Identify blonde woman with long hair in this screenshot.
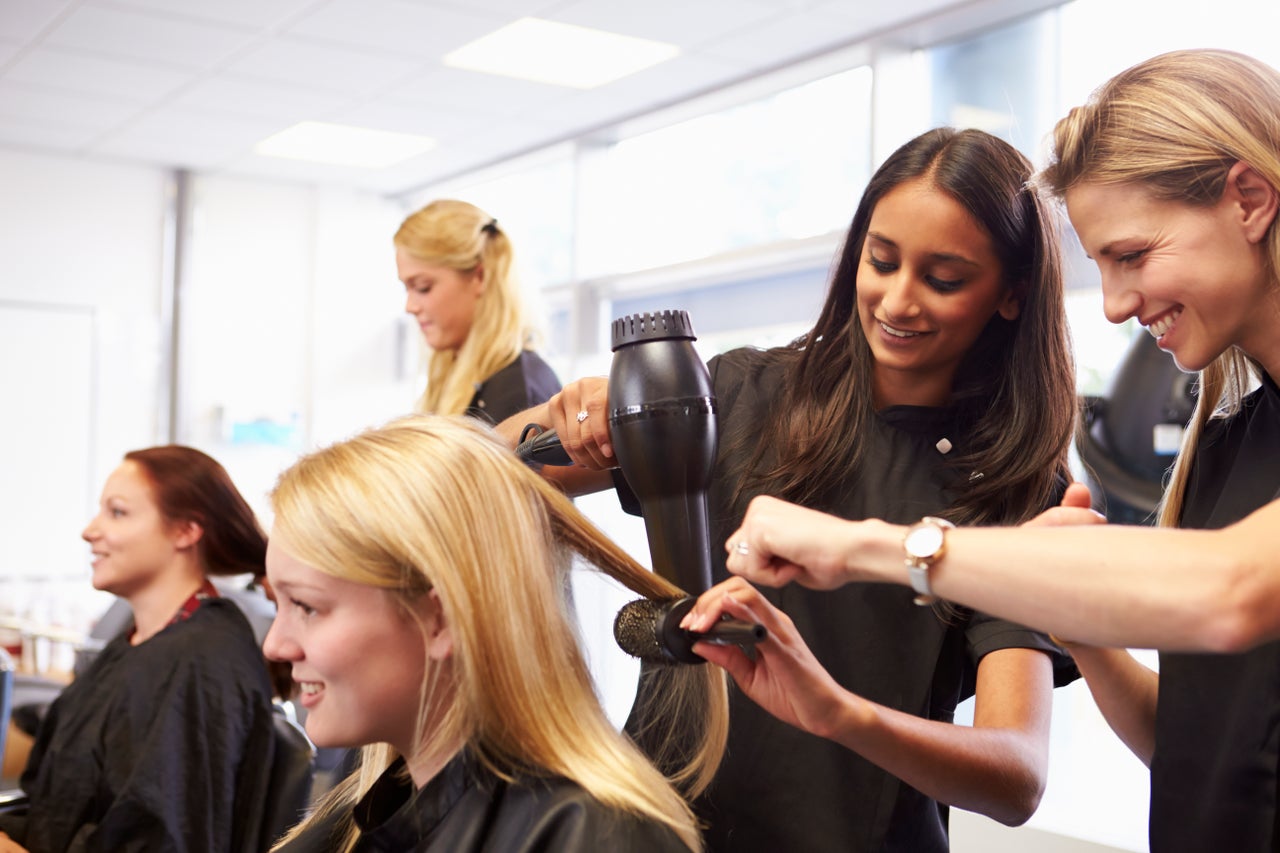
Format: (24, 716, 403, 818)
(395, 199, 560, 422)
(710, 48, 1280, 852)
(264, 416, 727, 852)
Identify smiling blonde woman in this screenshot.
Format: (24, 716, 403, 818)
(264, 415, 727, 853)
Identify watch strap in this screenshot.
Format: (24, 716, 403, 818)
(907, 560, 935, 604)
(904, 516, 955, 606)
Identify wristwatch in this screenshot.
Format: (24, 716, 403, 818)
(903, 516, 955, 606)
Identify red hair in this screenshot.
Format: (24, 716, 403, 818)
(124, 446, 266, 577)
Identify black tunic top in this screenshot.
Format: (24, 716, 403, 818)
(1150, 371, 1280, 852)
(630, 348, 1074, 853)
(274, 752, 689, 853)
(0, 598, 276, 853)
(465, 350, 561, 426)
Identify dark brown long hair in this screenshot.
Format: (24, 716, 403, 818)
(737, 128, 1075, 525)
(125, 446, 267, 576)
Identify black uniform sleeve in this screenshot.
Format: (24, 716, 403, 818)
(966, 611, 1079, 688)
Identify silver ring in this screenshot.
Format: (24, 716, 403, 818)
(576, 410, 589, 424)
(734, 540, 750, 556)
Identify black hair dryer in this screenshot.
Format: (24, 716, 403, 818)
(516, 310, 718, 594)
(608, 310, 718, 594)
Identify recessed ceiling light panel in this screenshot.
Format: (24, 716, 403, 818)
(444, 18, 679, 89)
(254, 122, 436, 168)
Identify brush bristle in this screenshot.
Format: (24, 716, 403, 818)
(613, 598, 665, 661)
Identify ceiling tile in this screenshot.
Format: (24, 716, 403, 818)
(168, 75, 354, 122)
(43, 5, 257, 69)
(225, 37, 425, 96)
(0, 120, 101, 153)
(401, 116, 567, 185)
(5, 48, 195, 102)
(812, 0, 963, 32)
(93, 107, 289, 168)
(550, 0, 781, 49)
(0, 0, 73, 42)
(104, 0, 327, 30)
(0, 80, 145, 130)
(0, 39, 23, 65)
(99, 106, 287, 148)
(380, 65, 566, 117)
(355, 157, 461, 194)
(696, 8, 873, 67)
(330, 97, 490, 139)
(216, 150, 408, 191)
(286, 0, 500, 57)
(396, 0, 560, 16)
(92, 135, 242, 170)
(528, 53, 746, 129)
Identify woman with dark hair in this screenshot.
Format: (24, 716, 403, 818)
(501, 127, 1079, 851)
(716, 49, 1280, 851)
(0, 446, 276, 853)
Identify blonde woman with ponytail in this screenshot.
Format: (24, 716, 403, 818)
(395, 199, 560, 422)
(701, 48, 1280, 852)
(263, 416, 726, 852)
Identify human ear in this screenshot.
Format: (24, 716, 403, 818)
(1226, 161, 1279, 244)
(171, 520, 203, 551)
(421, 589, 454, 661)
(996, 287, 1021, 322)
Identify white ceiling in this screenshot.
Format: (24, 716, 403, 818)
(0, 0, 998, 197)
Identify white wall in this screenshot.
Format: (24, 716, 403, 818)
(0, 148, 412, 631)
(177, 175, 411, 526)
(0, 147, 168, 630)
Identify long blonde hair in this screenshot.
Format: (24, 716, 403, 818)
(395, 199, 529, 415)
(269, 416, 727, 852)
(1038, 48, 1280, 527)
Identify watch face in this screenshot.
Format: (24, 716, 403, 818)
(906, 525, 944, 558)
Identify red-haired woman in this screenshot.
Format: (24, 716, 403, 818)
(0, 446, 276, 853)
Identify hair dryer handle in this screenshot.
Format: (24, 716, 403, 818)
(515, 424, 573, 466)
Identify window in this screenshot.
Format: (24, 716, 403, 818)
(578, 68, 873, 278)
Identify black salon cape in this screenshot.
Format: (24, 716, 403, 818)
(465, 350, 561, 426)
(0, 598, 276, 853)
(624, 348, 1076, 853)
(1149, 370, 1280, 852)
(274, 752, 689, 852)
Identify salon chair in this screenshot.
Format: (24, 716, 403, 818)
(0, 788, 23, 815)
(0, 702, 317, 844)
(1076, 332, 1197, 524)
(261, 703, 316, 848)
(0, 650, 25, 814)
(0, 649, 12, 775)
